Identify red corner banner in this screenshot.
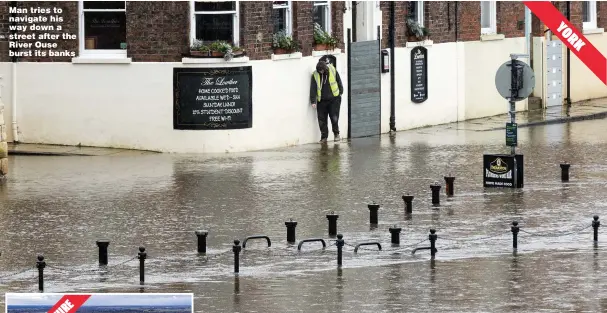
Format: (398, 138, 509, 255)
(524, 1, 607, 85)
(47, 295, 92, 313)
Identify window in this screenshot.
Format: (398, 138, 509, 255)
(273, 1, 292, 34)
(79, 1, 127, 57)
(480, 1, 497, 34)
(583, 1, 597, 30)
(190, 1, 240, 46)
(313, 1, 331, 33)
(408, 1, 424, 26)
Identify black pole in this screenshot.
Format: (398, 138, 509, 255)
(444, 176, 455, 197)
(454, 2, 459, 42)
(593, 215, 600, 242)
(347, 28, 352, 139)
(560, 162, 570, 182)
(233, 240, 241, 273)
(195, 230, 208, 254)
(430, 183, 441, 206)
(511, 221, 519, 249)
(285, 219, 297, 243)
(138, 247, 146, 285)
(96, 240, 110, 266)
(402, 195, 414, 214)
(566, 1, 571, 106)
(36, 255, 45, 292)
(389, 226, 401, 245)
(389, 0, 396, 131)
(368, 203, 379, 225)
(429, 229, 437, 257)
(327, 211, 339, 237)
(336, 234, 344, 267)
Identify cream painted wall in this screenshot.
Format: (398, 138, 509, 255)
(569, 32, 607, 102)
(0, 54, 347, 153)
(0, 63, 14, 142)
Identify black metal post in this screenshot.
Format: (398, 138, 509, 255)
(36, 255, 45, 292)
(347, 28, 352, 138)
(592, 215, 600, 242)
(511, 221, 519, 249)
(429, 229, 437, 257)
(195, 230, 208, 254)
(389, 0, 396, 131)
(560, 162, 570, 182)
(96, 240, 110, 266)
(368, 203, 380, 225)
(444, 176, 455, 197)
(336, 234, 344, 267)
(389, 226, 401, 245)
(402, 195, 414, 214)
(138, 247, 146, 285)
(326, 211, 339, 237)
(566, 1, 571, 106)
(430, 183, 441, 206)
(285, 219, 297, 243)
(233, 239, 241, 273)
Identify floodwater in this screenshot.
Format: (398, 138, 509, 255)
(1, 118, 607, 313)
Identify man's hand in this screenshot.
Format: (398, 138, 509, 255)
(311, 103, 317, 109)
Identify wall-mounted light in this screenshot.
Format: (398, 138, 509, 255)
(381, 49, 389, 73)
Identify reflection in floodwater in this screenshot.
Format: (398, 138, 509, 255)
(1, 119, 607, 312)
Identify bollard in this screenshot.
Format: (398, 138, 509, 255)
(430, 183, 441, 206)
(326, 211, 339, 237)
(511, 221, 519, 249)
(138, 247, 146, 285)
(233, 239, 242, 273)
(560, 162, 570, 182)
(402, 195, 414, 214)
(389, 226, 401, 245)
(36, 255, 45, 292)
(592, 215, 600, 242)
(96, 240, 110, 266)
(195, 230, 208, 254)
(429, 229, 437, 257)
(368, 203, 380, 225)
(444, 176, 455, 197)
(336, 234, 344, 267)
(285, 219, 297, 243)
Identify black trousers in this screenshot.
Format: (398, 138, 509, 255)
(317, 96, 341, 139)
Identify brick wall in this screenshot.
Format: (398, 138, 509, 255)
(126, 1, 188, 62)
(457, 1, 481, 42)
(532, 1, 583, 36)
(426, 1, 456, 44)
(240, 1, 273, 60)
(293, 1, 313, 57)
(0, 1, 77, 62)
(497, 2, 525, 38)
(380, 1, 406, 49)
(598, 1, 607, 29)
(331, 1, 345, 50)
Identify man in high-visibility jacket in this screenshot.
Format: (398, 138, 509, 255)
(310, 59, 343, 143)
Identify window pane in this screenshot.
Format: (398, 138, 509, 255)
(583, 1, 590, 22)
(194, 1, 235, 11)
(83, 1, 125, 10)
(313, 5, 327, 31)
(84, 12, 126, 49)
(273, 1, 288, 7)
(273, 8, 287, 33)
(408, 1, 418, 21)
(481, 1, 491, 28)
(195, 14, 234, 43)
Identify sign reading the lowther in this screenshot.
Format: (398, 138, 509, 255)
(173, 67, 253, 130)
(410, 46, 428, 103)
(483, 154, 524, 188)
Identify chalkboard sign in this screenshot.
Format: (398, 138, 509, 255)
(410, 46, 428, 103)
(173, 67, 253, 130)
(483, 154, 524, 188)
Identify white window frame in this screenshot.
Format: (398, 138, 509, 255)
(78, 1, 127, 58)
(480, 1, 497, 35)
(273, 1, 293, 35)
(583, 1, 597, 30)
(410, 1, 424, 26)
(190, 1, 240, 46)
(313, 1, 332, 34)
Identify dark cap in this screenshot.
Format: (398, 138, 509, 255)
(316, 60, 328, 73)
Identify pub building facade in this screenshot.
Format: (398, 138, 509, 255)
(0, 1, 606, 153)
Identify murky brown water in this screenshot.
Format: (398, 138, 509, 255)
(1, 119, 607, 312)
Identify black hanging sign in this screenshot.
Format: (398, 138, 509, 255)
(410, 46, 428, 103)
(173, 66, 253, 130)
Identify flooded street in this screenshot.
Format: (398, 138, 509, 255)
(1, 118, 607, 312)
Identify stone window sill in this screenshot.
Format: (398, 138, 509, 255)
(405, 40, 434, 48)
(312, 48, 342, 57)
(480, 33, 506, 42)
(583, 28, 604, 35)
(72, 57, 132, 64)
(181, 56, 250, 64)
(272, 52, 303, 61)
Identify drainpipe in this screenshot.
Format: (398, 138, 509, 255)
(525, 6, 531, 66)
(10, 1, 18, 142)
(566, 1, 571, 106)
(455, 2, 458, 41)
(389, 1, 395, 131)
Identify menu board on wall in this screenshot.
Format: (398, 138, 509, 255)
(410, 46, 428, 103)
(173, 67, 253, 130)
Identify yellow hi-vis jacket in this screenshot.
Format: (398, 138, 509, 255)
(313, 64, 340, 102)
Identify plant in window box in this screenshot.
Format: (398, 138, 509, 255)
(406, 18, 425, 42)
(422, 27, 430, 40)
(272, 31, 299, 55)
(209, 41, 232, 57)
(190, 39, 210, 57)
(313, 23, 330, 51)
(325, 35, 338, 51)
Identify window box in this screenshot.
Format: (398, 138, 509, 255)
(187, 50, 246, 58)
(313, 23, 338, 52)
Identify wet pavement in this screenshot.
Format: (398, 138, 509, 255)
(1, 115, 607, 312)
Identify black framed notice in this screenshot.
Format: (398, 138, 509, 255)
(483, 154, 524, 188)
(410, 46, 428, 103)
(173, 66, 253, 130)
